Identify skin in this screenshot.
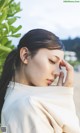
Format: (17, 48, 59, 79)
(14, 47, 74, 87)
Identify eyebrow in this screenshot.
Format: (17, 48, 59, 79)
(55, 56, 60, 60)
(49, 56, 60, 64)
(51, 56, 60, 61)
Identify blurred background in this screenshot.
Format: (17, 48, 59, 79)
(14, 0, 80, 69)
(0, 0, 80, 123)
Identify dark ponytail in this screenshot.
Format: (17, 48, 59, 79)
(0, 49, 18, 122)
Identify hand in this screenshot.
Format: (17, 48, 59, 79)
(57, 60, 74, 87)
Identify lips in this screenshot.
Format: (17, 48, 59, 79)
(47, 79, 54, 85)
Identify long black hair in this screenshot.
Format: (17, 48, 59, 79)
(0, 28, 64, 121)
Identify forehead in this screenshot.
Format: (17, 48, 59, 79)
(39, 49, 64, 60)
(49, 49, 64, 60)
(36, 48, 64, 60)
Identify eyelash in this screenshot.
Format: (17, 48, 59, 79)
(49, 59, 56, 64)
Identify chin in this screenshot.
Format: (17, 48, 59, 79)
(40, 83, 49, 87)
(30, 81, 48, 87)
(35, 83, 47, 87)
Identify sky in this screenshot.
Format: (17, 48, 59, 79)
(14, 0, 80, 42)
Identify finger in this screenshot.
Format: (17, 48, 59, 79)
(60, 60, 73, 71)
(60, 60, 74, 86)
(57, 72, 64, 86)
(63, 71, 74, 87)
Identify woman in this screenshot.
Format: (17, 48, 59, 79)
(0, 29, 80, 133)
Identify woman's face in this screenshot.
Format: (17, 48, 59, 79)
(23, 48, 64, 86)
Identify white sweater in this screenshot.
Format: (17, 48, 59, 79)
(1, 81, 80, 133)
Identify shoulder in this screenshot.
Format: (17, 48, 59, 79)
(3, 96, 33, 121)
(11, 96, 33, 114)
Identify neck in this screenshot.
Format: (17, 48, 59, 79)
(12, 69, 29, 85)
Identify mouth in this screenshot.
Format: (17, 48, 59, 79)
(47, 79, 54, 85)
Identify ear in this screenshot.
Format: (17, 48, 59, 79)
(20, 47, 30, 64)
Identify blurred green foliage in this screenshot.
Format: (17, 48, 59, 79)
(0, 0, 22, 74)
(68, 60, 80, 67)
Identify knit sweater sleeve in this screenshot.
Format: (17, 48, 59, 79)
(1, 86, 80, 133)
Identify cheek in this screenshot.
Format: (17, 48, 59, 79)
(36, 59, 50, 71)
(31, 58, 51, 77)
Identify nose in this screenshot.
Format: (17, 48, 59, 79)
(52, 65, 60, 77)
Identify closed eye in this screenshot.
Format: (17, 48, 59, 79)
(49, 59, 56, 64)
